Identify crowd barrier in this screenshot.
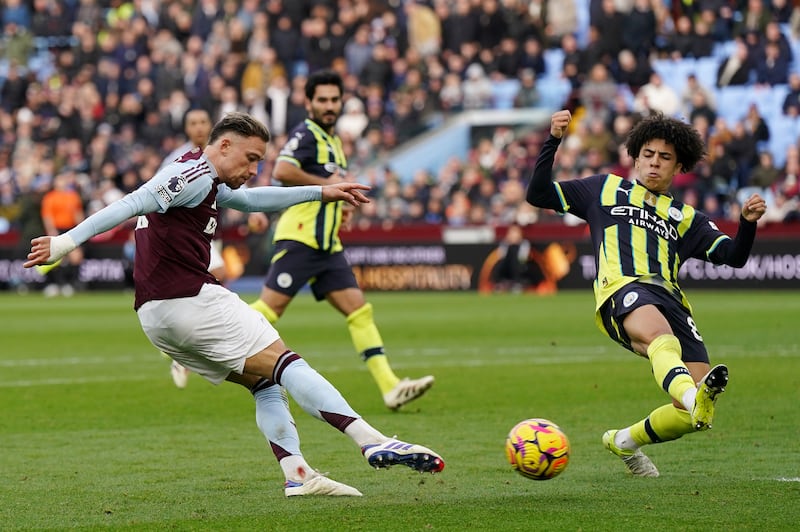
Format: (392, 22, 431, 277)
(2, 222, 799, 292)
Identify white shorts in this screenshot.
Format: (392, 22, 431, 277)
(137, 283, 280, 384)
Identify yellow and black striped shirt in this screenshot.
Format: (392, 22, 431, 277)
(553, 173, 730, 314)
(273, 119, 348, 252)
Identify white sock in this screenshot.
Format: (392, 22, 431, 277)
(343, 418, 389, 448)
(682, 386, 697, 412)
(280, 455, 314, 483)
(614, 428, 638, 450)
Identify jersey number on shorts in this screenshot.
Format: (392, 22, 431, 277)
(686, 317, 703, 341)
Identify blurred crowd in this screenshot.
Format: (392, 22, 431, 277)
(2, 0, 800, 250)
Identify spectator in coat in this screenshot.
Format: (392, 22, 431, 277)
(756, 41, 790, 86)
(716, 38, 753, 87)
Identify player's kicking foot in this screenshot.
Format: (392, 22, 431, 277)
(362, 439, 445, 473)
(170, 359, 190, 389)
(691, 364, 728, 431)
(383, 375, 435, 410)
(602, 430, 659, 478)
(284, 472, 362, 497)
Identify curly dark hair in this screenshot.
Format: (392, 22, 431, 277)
(625, 112, 706, 173)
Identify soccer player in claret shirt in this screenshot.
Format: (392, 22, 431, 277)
(25, 112, 444, 496)
(249, 69, 434, 410)
(526, 109, 767, 477)
(157, 107, 221, 388)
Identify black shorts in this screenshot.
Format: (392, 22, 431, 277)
(264, 240, 359, 301)
(599, 282, 709, 363)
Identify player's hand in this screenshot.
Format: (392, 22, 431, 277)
(741, 193, 767, 222)
(551, 110, 571, 139)
(24, 233, 78, 268)
(24, 236, 52, 268)
(321, 182, 371, 207)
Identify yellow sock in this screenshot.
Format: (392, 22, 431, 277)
(347, 303, 399, 394)
(647, 334, 696, 407)
(250, 299, 279, 323)
(630, 403, 693, 445)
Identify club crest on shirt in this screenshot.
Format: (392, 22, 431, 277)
(623, 291, 639, 308)
(281, 135, 301, 156)
(668, 206, 683, 221)
(277, 272, 293, 289)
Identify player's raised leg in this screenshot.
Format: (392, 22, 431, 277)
(245, 347, 445, 474)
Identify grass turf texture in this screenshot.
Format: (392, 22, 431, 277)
(1, 290, 798, 531)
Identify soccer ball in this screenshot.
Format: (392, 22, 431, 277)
(505, 418, 570, 480)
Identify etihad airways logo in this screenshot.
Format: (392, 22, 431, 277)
(609, 205, 679, 240)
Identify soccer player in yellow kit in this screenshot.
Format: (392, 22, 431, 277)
(250, 69, 434, 410)
(527, 109, 766, 476)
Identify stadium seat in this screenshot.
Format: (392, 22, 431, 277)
(716, 86, 752, 123)
(536, 77, 572, 110)
(755, 84, 789, 124)
(491, 79, 521, 110)
(767, 115, 800, 167)
(651, 59, 676, 84)
(543, 48, 565, 81)
(670, 59, 696, 94)
(694, 57, 720, 90)
(712, 40, 737, 61)
(652, 58, 694, 95)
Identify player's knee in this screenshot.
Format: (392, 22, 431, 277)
(346, 302, 373, 325)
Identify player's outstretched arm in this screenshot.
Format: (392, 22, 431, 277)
(320, 182, 371, 207)
(24, 186, 160, 268)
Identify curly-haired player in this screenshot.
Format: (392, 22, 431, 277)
(526, 110, 766, 476)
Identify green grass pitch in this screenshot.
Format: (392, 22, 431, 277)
(1, 290, 798, 530)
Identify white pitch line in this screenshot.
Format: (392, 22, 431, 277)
(0, 351, 623, 388)
(0, 344, 797, 388)
(0, 375, 153, 387)
(0, 355, 151, 367)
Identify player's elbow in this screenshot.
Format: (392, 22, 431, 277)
(710, 251, 748, 268)
(525, 185, 549, 207)
(272, 161, 296, 184)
